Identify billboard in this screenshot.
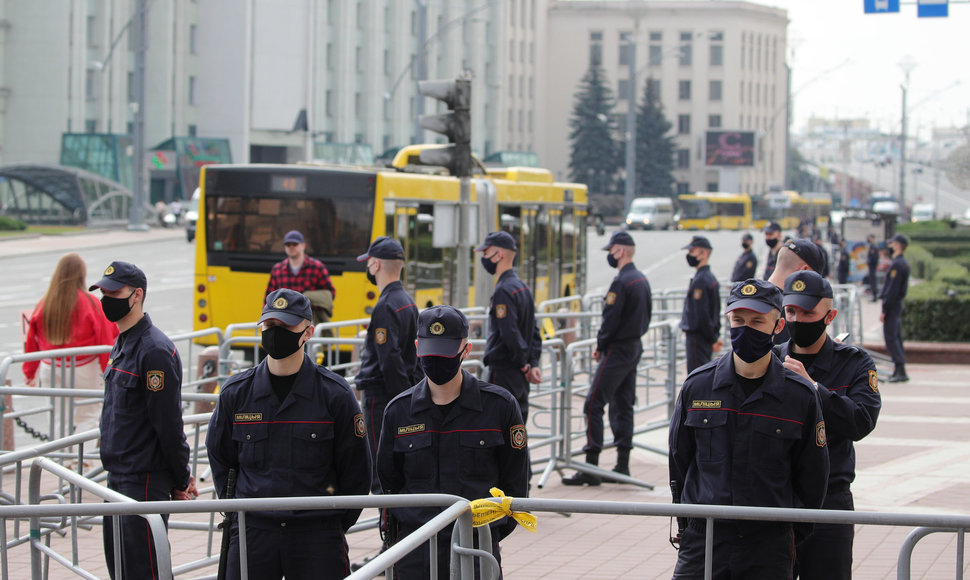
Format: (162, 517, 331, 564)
(705, 131, 756, 167)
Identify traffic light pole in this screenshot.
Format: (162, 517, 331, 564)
(129, 0, 149, 231)
(456, 176, 472, 308)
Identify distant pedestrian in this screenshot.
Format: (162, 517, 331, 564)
(475, 230, 543, 422)
(563, 231, 651, 486)
(90, 261, 198, 579)
(836, 237, 851, 285)
(866, 234, 880, 301)
(762, 221, 783, 280)
(730, 233, 758, 282)
(880, 233, 911, 382)
(679, 236, 722, 373)
(265, 230, 336, 325)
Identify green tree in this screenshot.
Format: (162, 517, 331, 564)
(635, 77, 675, 197)
(568, 65, 621, 197)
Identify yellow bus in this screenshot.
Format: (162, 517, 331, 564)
(803, 192, 833, 231)
(751, 190, 811, 231)
(192, 152, 588, 346)
(676, 192, 752, 231)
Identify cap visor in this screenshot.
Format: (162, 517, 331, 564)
(782, 294, 821, 311)
(89, 278, 125, 292)
(258, 312, 306, 327)
(601, 242, 613, 251)
(355, 252, 370, 262)
(725, 299, 777, 314)
(473, 242, 489, 252)
(416, 338, 463, 357)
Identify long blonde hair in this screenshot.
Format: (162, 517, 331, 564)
(39, 253, 88, 345)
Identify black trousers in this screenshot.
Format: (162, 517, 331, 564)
(583, 340, 642, 454)
(673, 521, 795, 580)
(487, 364, 530, 423)
(103, 471, 173, 580)
(796, 489, 854, 580)
(868, 266, 879, 297)
(361, 390, 391, 493)
(883, 306, 906, 366)
(684, 333, 713, 374)
(225, 519, 349, 580)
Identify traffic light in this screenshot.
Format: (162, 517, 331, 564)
(418, 77, 472, 177)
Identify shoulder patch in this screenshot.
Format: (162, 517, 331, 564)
(605, 292, 616, 305)
(375, 328, 387, 345)
(890, 269, 897, 278)
(146, 370, 164, 392)
(496, 304, 507, 319)
(693, 288, 703, 300)
(868, 369, 879, 393)
(510, 424, 527, 449)
(816, 421, 826, 447)
(354, 413, 366, 438)
(746, 260, 753, 268)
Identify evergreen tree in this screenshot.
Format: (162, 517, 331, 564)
(568, 65, 622, 196)
(635, 77, 675, 197)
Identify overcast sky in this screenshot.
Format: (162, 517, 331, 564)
(760, 0, 969, 136)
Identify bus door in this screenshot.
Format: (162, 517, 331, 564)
(546, 208, 562, 301)
(520, 206, 540, 294)
(388, 202, 419, 297)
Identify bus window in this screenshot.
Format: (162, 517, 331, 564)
(680, 199, 711, 219)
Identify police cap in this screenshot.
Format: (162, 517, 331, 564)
(890, 233, 910, 247)
(259, 288, 313, 327)
(682, 235, 712, 250)
(474, 231, 517, 252)
(726, 279, 783, 314)
(89, 261, 148, 292)
(764, 221, 782, 233)
(601, 230, 635, 250)
(783, 270, 833, 311)
(784, 239, 826, 274)
(417, 305, 469, 357)
(356, 236, 405, 261)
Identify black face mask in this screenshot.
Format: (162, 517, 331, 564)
(101, 290, 136, 323)
(686, 254, 700, 267)
(261, 325, 306, 359)
(366, 268, 378, 286)
(607, 253, 619, 269)
(766, 238, 779, 249)
(730, 323, 777, 363)
(742, 243, 751, 250)
(420, 349, 465, 385)
(787, 313, 830, 348)
(480, 255, 498, 275)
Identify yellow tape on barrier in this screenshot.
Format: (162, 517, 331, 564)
(469, 488, 538, 533)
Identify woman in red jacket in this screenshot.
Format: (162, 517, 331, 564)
(24, 253, 119, 434)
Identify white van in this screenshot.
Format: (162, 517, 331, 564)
(625, 196, 675, 230)
(911, 204, 935, 222)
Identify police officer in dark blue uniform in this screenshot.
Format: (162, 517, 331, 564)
(680, 236, 722, 373)
(866, 234, 880, 301)
(763, 220, 783, 279)
(475, 231, 543, 422)
(731, 233, 758, 282)
(563, 231, 651, 486)
(881, 233, 911, 382)
(355, 236, 421, 492)
(669, 279, 829, 580)
(377, 306, 529, 579)
(836, 237, 851, 284)
(778, 270, 881, 580)
(206, 289, 372, 580)
(90, 261, 197, 580)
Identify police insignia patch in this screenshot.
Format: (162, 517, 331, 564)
(890, 270, 897, 278)
(273, 296, 288, 309)
(510, 424, 527, 449)
(741, 284, 757, 296)
(104, 265, 115, 275)
(816, 421, 826, 447)
(496, 304, 507, 319)
(354, 413, 366, 438)
(147, 370, 164, 391)
(746, 260, 753, 268)
(375, 328, 387, 344)
(868, 369, 879, 393)
(693, 288, 703, 300)
(430, 322, 445, 335)
(793, 280, 806, 292)
(605, 292, 616, 305)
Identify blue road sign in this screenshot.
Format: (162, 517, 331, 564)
(864, 0, 900, 13)
(918, 0, 948, 17)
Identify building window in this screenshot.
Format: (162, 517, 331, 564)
(188, 124, 197, 136)
(707, 182, 719, 192)
(520, 40, 525, 63)
(327, 43, 334, 71)
(649, 31, 662, 66)
(384, 50, 390, 75)
(678, 80, 691, 100)
(677, 148, 690, 168)
(85, 119, 97, 133)
(677, 115, 690, 135)
(190, 24, 197, 54)
(85, 70, 96, 99)
(589, 31, 603, 67)
(509, 75, 514, 98)
(647, 78, 661, 97)
(357, 1, 363, 27)
(355, 92, 362, 118)
(128, 73, 135, 102)
(709, 31, 723, 67)
(510, 39, 515, 61)
(708, 114, 721, 128)
(709, 80, 722, 101)
(508, 110, 514, 131)
(619, 32, 632, 66)
(188, 76, 196, 105)
(618, 79, 631, 100)
(677, 182, 690, 194)
(529, 78, 534, 99)
(87, 16, 97, 47)
(356, 47, 362, 73)
(510, 0, 516, 25)
(679, 31, 693, 66)
(326, 90, 334, 117)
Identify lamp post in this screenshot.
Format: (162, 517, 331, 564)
(622, 34, 637, 214)
(897, 56, 918, 210)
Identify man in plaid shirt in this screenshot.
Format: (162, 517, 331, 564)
(265, 230, 337, 300)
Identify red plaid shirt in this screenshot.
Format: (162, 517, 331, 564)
(264, 256, 336, 299)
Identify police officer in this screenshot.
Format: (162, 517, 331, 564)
(355, 236, 421, 492)
(90, 261, 197, 580)
(763, 220, 783, 279)
(766, 238, 827, 345)
(881, 233, 911, 382)
(377, 306, 529, 579)
(778, 270, 881, 580)
(680, 236, 722, 373)
(669, 279, 829, 580)
(206, 289, 371, 579)
(475, 231, 543, 421)
(731, 232, 758, 282)
(866, 234, 880, 301)
(563, 231, 651, 486)
(836, 237, 851, 285)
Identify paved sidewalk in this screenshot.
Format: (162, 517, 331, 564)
(0, 227, 184, 258)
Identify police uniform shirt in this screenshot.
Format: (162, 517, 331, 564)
(100, 313, 190, 488)
(837, 247, 851, 279)
(355, 280, 421, 396)
(777, 337, 881, 490)
(598, 263, 652, 352)
(764, 249, 779, 280)
(669, 353, 829, 519)
(679, 265, 720, 344)
(867, 243, 879, 269)
(377, 371, 529, 539)
(206, 353, 372, 529)
(731, 248, 758, 282)
(483, 269, 541, 369)
(880, 254, 910, 312)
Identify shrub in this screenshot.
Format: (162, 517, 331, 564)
(905, 245, 938, 280)
(902, 281, 970, 342)
(0, 216, 27, 231)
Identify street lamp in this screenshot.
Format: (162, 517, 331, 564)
(897, 56, 918, 210)
(621, 33, 637, 214)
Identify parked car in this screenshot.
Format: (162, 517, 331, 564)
(624, 196, 675, 230)
(911, 204, 935, 222)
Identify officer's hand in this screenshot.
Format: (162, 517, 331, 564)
(782, 356, 811, 382)
(712, 340, 724, 353)
(592, 349, 601, 362)
(879, 313, 885, 323)
(173, 476, 198, 500)
(525, 366, 543, 384)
